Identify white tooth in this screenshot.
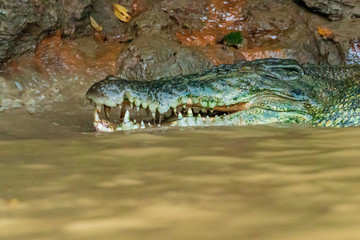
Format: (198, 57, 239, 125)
(173, 108, 177, 115)
(148, 122, 151, 126)
(210, 109, 214, 113)
(151, 112, 156, 119)
(196, 114, 204, 125)
(149, 103, 157, 113)
(178, 112, 183, 120)
(178, 112, 185, 126)
(130, 103, 133, 108)
(187, 108, 193, 117)
(158, 105, 170, 114)
(137, 106, 140, 112)
(141, 121, 145, 129)
(157, 124, 161, 127)
(209, 101, 216, 109)
(142, 102, 148, 109)
(123, 110, 130, 123)
(104, 106, 111, 120)
(94, 107, 101, 122)
(202, 108, 207, 113)
(127, 93, 134, 103)
(206, 115, 212, 123)
(134, 98, 141, 107)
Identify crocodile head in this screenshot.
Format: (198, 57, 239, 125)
(86, 59, 317, 132)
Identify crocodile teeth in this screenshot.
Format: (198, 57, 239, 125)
(94, 105, 101, 122)
(123, 110, 130, 123)
(104, 106, 111, 120)
(187, 108, 193, 117)
(178, 112, 183, 119)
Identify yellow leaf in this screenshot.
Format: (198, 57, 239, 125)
(318, 26, 334, 39)
(90, 16, 103, 32)
(113, 4, 131, 23)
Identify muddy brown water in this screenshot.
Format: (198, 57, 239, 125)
(1, 107, 360, 240)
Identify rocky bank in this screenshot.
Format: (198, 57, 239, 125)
(0, 0, 359, 113)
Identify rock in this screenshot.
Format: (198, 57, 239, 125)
(117, 34, 213, 81)
(0, 76, 21, 112)
(299, 0, 360, 21)
(60, 0, 94, 37)
(90, 0, 130, 37)
(127, 10, 171, 36)
(313, 19, 360, 64)
(117, 9, 213, 81)
(0, 0, 93, 62)
(160, 0, 208, 30)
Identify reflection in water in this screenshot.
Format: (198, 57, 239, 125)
(1, 115, 360, 240)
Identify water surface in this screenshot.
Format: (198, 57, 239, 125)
(1, 111, 360, 240)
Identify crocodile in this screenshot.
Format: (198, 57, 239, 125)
(86, 58, 360, 132)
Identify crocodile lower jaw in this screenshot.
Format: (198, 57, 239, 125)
(91, 102, 252, 132)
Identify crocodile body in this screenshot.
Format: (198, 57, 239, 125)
(86, 58, 360, 132)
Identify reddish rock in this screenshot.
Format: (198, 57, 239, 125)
(33, 31, 124, 79)
(131, 0, 148, 16)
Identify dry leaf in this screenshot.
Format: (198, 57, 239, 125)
(318, 26, 334, 39)
(90, 16, 103, 32)
(113, 4, 131, 23)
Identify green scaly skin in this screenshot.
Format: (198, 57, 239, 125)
(86, 58, 360, 131)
